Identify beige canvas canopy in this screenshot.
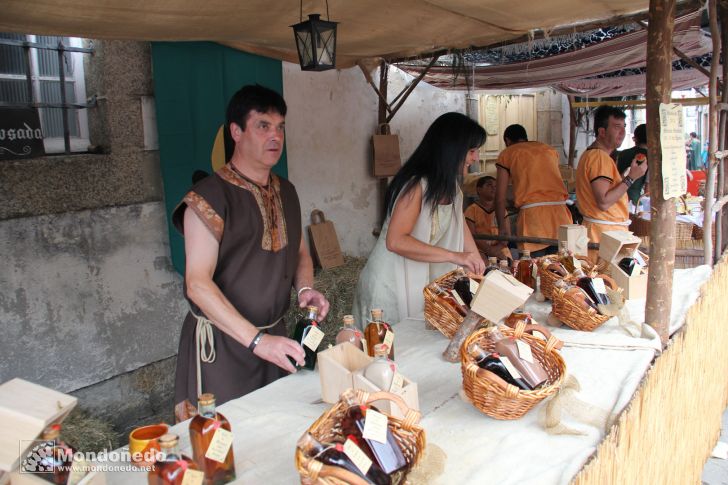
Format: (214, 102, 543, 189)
(0, 0, 656, 67)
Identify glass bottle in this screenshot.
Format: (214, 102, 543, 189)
(189, 393, 235, 485)
(453, 276, 473, 307)
(335, 315, 364, 350)
(292, 305, 321, 370)
(468, 344, 532, 390)
(363, 344, 396, 391)
(432, 284, 468, 316)
(339, 389, 408, 477)
(498, 260, 511, 274)
(37, 424, 75, 485)
(618, 256, 638, 275)
(559, 241, 578, 273)
(516, 250, 536, 289)
(364, 309, 394, 359)
(484, 256, 499, 275)
(573, 268, 610, 307)
(148, 434, 199, 485)
(296, 433, 390, 485)
(490, 327, 548, 389)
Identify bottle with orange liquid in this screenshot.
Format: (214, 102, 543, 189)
(515, 250, 536, 289)
(148, 434, 200, 485)
(364, 309, 394, 359)
(189, 393, 235, 485)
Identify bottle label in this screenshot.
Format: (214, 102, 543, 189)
(499, 355, 523, 379)
(343, 438, 372, 475)
(303, 325, 325, 351)
(593, 277, 607, 295)
(451, 290, 466, 307)
(469, 278, 480, 294)
(383, 330, 394, 349)
(360, 338, 367, 352)
(572, 257, 582, 270)
(181, 469, 205, 485)
(531, 264, 539, 279)
(515, 339, 535, 364)
(362, 409, 388, 444)
(204, 427, 234, 463)
(389, 372, 405, 395)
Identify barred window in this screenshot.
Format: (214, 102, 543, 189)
(0, 33, 93, 155)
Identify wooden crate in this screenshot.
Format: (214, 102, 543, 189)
(599, 231, 648, 300)
(352, 371, 419, 420)
(317, 342, 372, 404)
(470, 270, 533, 324)
(558, 224, 588, 256)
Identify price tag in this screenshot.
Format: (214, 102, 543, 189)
(531, 264, 539, 279)
(469, 278, 480, 294)
(499, 355, 523, 379)
(383, 330, 394, 349)
(572, 257, 582, 270)
(204, 427, 234, 463)
(360, 337, 367, 352)
(343, 438, 372, 475)
(515, 339, 534, 364)
(362, 409, 388, 444)
(302, 325, 325, 351)
(389, 372, 405, 394)
(181, 469, 205, 485)
(592, 277, 607, 295)
(451, 290, 466, 307)
(635, 251, 647, 268)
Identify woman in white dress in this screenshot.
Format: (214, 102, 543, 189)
(352, 112, 487, 326)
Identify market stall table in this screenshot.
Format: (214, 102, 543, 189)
(104, 266, 713, 484)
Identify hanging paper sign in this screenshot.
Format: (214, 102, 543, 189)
(484, 96, 499, 136)
(658, 103, 689, 199)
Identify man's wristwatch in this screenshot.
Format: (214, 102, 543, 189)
(622, 175, 634, 187)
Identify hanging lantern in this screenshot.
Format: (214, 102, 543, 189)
(291, 13, 338, 71)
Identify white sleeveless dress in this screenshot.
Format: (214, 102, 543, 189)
(352, 179, 464, 327)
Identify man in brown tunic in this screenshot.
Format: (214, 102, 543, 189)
(172, 85, 330, 421)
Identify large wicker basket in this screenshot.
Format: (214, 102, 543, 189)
(423, 268, 485, 338)
(630, 212, 694, 242)
(460, 321, 566, 420)
(295, 389, 425, 484)
(537, 255, 597, 300)
(550, 285, 610, 331)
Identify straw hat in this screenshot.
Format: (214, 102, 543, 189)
(463, 162, 498, 197)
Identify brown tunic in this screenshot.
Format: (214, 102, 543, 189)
(171, 164, 301, 420)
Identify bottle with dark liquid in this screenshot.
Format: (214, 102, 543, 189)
(364, 309, 394, 359)
(189, 393, 235, 485)
(37, 424, 75, 485)
(453, 276, 473, 307)
(484, 256, 499, 275)
(297, 433, 390, 485)
(340, 389, 408, 477)
(490, 327, 548, 389)
(292, 305, 321, 370)
(432, 284, 468, 316)
(335, 314, 364, 350)
(618, 257, 639, 275)
(573, 269, 610, 307)
(516, 250, 536, 289)
(148, 434, 200, 485)
(468, 344, 532, 390)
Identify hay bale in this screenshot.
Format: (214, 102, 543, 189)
(59, 408, 120, 452)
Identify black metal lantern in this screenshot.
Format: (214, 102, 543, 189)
(291, 13, 338, 71)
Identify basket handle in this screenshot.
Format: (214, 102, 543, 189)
(513, 321, 564, 351)
(357, 389, 422, 430)
(466, 363, 521, 397)
(309, 461, 371, 485)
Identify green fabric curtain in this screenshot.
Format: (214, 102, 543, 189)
(151, 41, 285, 274)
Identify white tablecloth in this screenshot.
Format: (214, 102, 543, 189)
(104, 266, 712, 485)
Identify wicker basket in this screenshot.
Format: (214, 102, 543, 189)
(537, 255, 597, 300)
(630, 212, 694, 242)
(550, 285, 610, 331)
(423, 268, 484, 338)
(460, 321, 566, 420)
(295, 389, 425, 485)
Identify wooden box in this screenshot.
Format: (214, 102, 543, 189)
(318, 342, 373, 404)
(558, 224, 588, 256)
(599, 230, 648, 300)
(470, 270, 534, 324)
(10, 468, 106, 485)
(352, 371, 419, 420)
(0, 379, 77, 473)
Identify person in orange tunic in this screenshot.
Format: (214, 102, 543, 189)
(575, 106, 648, 260)
(495, 124, 572, 257)
(464, 175, 511, 260)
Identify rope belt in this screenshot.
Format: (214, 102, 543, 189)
(189, 309, 284, 397)
(519, 200, 568, 209)
(582, 216, 631, 226)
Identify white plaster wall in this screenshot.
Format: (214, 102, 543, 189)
(283, 62, 465, 257)
(0, 202, 187, 392)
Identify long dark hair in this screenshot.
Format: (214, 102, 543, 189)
(385, 112, 486, 216)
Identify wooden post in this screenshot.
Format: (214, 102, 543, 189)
(704, 0, 720, 266)
(567, 95, 578, 168)
(377, 61, 389, 228)
(718, 1, 728, 258)
(645, 0, 677, 346)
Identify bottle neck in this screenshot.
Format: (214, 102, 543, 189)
(198, 401, 217, 418)
(306, 310, 318, 321)
(161, 444, 181, 461)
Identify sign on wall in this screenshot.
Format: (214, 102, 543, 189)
(0, 108, 45, 160)
(658, 103, 688, 199)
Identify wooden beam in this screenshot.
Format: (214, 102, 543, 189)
(645, 0, 677, 346)
(637, 19, 714, 82)
(705, 0, 721, 265)
(386, 0, 702, 65)
(718, 0, 728, 259)
(567, 95, 578, 168)
(571, 97, 710, 109)
(386, 55, 440, 123)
